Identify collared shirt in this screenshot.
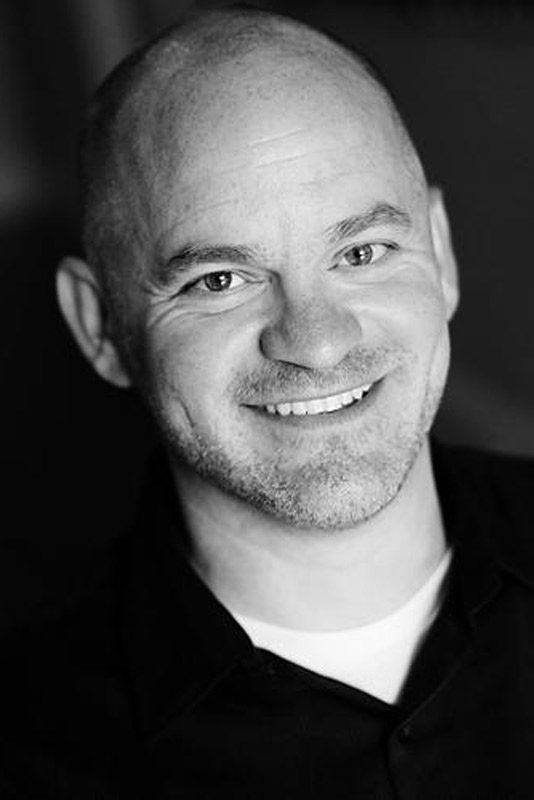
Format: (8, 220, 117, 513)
(2, 441, 534, 798)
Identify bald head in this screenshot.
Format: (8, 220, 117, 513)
(80, 7, 424, 304)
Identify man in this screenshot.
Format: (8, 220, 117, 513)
(3, 6, 534, 798)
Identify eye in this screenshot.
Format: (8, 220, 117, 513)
(185, 270, 246, 294)
(337, 243, 392, 268)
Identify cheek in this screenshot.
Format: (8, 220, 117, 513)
(358, 272, 451, 405)
(141, 293, 271, 396)
(401, 281, 452, 403)
(140, 314, 248, 412)
(427, 322, 451, 386)
(150, 334, 213, 407)
(375, 271, 449, 351)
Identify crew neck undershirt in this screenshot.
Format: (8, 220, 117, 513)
(233, 549, 452, 704)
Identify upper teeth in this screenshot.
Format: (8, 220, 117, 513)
(264, 384, 372, 417)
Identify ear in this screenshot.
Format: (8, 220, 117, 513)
(56, 256, 131, 388)
(428, 187, 460, 320)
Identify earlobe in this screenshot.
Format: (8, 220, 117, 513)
(56, 256, 132, 388)
(428, 187, 460, 321)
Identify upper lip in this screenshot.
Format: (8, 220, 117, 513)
(247, 379, 377, 407)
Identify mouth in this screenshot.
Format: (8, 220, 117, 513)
(258, 381, 374, 417)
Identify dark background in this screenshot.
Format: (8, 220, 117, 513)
(2, 0, 534, 626)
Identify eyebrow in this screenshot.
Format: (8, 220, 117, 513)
(324, 203, 412, 246)
(154, 244, 259, 287)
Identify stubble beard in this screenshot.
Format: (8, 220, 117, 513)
(141, 335, 450, 531)
(151, 383, 443, 532)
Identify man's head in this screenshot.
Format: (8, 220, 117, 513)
(57, 7, 458, 530)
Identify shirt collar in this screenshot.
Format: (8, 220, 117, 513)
(122, 441, 534, 742)
(431, 439, 534, 608)
(121, 458, 253, 743)
(430, 440, 501, 620)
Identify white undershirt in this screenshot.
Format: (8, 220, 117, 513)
(233, 549, 451, 705)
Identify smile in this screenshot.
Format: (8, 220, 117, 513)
(263, 383, 373, 417)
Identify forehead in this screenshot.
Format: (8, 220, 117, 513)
(125, 50, 422, 255)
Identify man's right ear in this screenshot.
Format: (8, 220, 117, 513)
(56, 256, 132, 388)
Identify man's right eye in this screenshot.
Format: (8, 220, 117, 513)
(183, 270, 246, 294)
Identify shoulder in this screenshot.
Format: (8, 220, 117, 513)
(0, 533, 142, 795)
(0, 533, 132, 731)
(433, 440, 534, 586)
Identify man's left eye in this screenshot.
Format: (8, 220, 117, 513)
(337, 243, 391, 268)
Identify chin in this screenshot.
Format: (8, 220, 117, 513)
(259, 443, 422, 531)
(178, 427, 425, 532)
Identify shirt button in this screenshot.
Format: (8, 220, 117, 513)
(397, 724, 413, 743)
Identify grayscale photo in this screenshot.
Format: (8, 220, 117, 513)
(1, 0, 534, 797)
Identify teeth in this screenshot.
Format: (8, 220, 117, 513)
(308, 398, 325, 415)
(264, 383, 372, 417)
(277, 403, 291, 416)
(325, 395, 341, 412)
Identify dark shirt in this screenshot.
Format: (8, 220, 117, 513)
(2, 441, 534, 799)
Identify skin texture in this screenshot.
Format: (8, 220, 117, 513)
(57, 10, 459, 628)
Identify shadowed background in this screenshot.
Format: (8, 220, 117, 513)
(2, 0, 533, 625)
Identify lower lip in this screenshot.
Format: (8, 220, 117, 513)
(245, 380, 382, 429)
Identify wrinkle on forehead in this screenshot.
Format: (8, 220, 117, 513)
(246, 128, 309, 147)
(141, 66, 403, 206)
(150, 77, 420, 248)
(147, 55, 379, 158)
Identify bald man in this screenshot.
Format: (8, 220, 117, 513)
(3, 8, 534, 799)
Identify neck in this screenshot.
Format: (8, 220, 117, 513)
(170, 438, 446, 631)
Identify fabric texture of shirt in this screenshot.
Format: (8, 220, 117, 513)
(2, 441, 534, 799)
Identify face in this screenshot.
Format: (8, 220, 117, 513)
(116, 54, 456, 531)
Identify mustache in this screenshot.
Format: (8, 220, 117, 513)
(231, 346, 405, 403)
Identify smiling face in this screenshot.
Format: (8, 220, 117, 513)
(72, 31, 458, 531)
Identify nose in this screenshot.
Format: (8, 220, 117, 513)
(259, 293, 363, 370)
